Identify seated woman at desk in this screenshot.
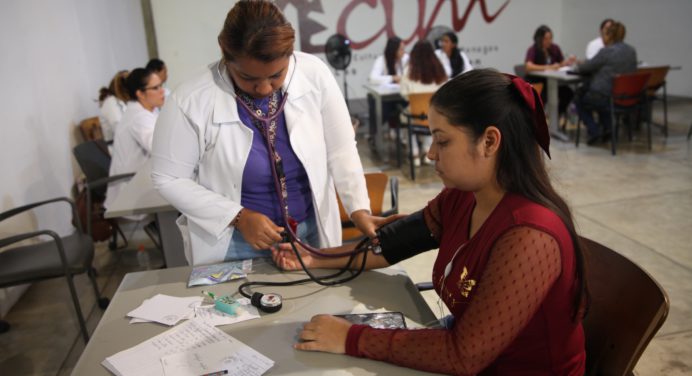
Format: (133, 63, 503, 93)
(525, 25, 576, 121)
(105, 67, 165, 214)
(369, 36, 409, 85)
(575, 21, 637, 145)
(399, 40, 447, 166)
(151, 0, 379, 266)
(273, 69, 588, 375)
(435, 31, 473, 78)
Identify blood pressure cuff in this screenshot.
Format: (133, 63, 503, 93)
(377, 210, 440, 265)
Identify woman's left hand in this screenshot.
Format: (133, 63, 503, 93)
(294, 314, 352, 353)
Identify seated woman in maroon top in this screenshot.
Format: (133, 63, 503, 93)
(272, 69, 588, 375)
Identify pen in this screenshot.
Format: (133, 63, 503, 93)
(199, 370, 228, 376)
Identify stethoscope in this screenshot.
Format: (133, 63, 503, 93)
(216, 57, 377, 313)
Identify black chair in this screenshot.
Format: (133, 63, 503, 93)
(72, 140, 137, 249)
(0, 197, 109, 343)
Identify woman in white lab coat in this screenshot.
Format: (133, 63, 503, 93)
(105, 68, 165, 212)
(435, 32, 473, 78)
(98, 70, 130, 142)
(369, 36, 409, 85)
(151, 0, 379, 265)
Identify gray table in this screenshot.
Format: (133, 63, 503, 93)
(527, 70, 582, 141)
(364, 83, 404, 162)
(105, 160, 187, 267)
(72, 260, 441, 375)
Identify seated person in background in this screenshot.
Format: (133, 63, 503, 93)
(525, 25, 576, 119)
(575, 21, 637, 145)
(368, 36, 410, 140)
(400, 40, 448, 166)
(435, 31, 473, 78)
(369, 36, 409, 85)
(273, 69, 587, 375)
(104, 68, 165, 213)
(585, 18, 614, 60)
(146, 58, 170, 97)
(98, 70, 130, 142)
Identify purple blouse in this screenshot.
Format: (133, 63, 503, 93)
(237, 93, 313, 226)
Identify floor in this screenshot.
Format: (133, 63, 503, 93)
(1, 98, 691, 375)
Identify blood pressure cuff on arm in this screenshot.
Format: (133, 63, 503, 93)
(377, 210, 440, 265)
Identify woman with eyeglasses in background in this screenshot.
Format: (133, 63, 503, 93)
(104, 67, 165, 213)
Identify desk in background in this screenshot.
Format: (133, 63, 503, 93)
(527, 70, 582, 141)
(72, 260, 440, 375)
(364, 83, 404, 162)
(105, 160, 187, 268)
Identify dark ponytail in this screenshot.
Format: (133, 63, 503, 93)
(125, 68, 154, 100)
(443, 32, 465, 77)
(532, 25, 552, 65)
(384, 36, 402, 76)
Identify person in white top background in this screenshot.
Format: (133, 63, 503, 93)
(105, 67, 165, 213)
(146, 58, 171, 98)
(98, 70, 130, 142)
(368, 36, 409, 85)
(435, 32, 473, 79)
(399, 40, 448, 166)
(585, 18, 614, 60)
(150, 0, 381, 265)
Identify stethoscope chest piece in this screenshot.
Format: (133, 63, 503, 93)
(251, 292, 283, 313)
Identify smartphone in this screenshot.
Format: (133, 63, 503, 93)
(336, 312, 407, 329)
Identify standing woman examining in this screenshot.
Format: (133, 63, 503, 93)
(105, 68, 165, 211)
(151, 0, 378, 265)
(98, 70, 130, 142)
(435, 32, 473, 78)
(369, 36, 409, 85)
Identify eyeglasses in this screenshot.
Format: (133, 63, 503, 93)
(143, 84, 163, 91)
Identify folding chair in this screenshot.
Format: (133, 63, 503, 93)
(0, 197, 110, 343)
(400, 92, 434, 181)
(337, 172, 398, 242)
(637, 66, 670, 137)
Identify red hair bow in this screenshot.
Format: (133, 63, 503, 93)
(505, 74, 551, 158)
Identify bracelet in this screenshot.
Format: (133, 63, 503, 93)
(231, 209, 243, 227)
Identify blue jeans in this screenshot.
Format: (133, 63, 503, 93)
(576, 90, 611, 138)
(225, 212, 319, 261)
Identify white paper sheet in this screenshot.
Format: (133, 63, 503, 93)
(127, 294, 203, 326)
(160, 337, 274, 376)
(103, 319, 272, 376)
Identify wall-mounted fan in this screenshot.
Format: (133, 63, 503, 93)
(325, 33, 352, 108)
(426, 25, 455, 49)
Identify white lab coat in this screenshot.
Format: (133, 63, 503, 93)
(435, 49, 473, 78)
(105, 101, 158, 212)
(151, 52, 370, 265)
(99, 95, 127, 142)
(368, 54, 410, 85)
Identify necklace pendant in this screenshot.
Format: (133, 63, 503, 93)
(255, 109, 263, 116)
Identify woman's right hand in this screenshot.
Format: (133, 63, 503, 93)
(234, 209, 284, 250)
(271, 242, 317, 270)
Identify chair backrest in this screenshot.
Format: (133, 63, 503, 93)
(337, 172, 394, 241)
(79, 117, 104, 142)
(407, 92, 434, 127)
(636, 66, 670, 96)
(73, 140, 112, 200)
(611, 72, 651, 107)
(530, 82, 544, 96)
(513, 64, 527, 78)
(580, 236, 669, 376)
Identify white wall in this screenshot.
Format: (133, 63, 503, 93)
(153, 0, 691, 98)
(0, 0, 148, 316)
(153, 0, 561, 99)
(561, 0, 692, 96)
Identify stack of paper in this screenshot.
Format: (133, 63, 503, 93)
(103, 319, 274, 376)
(127, 294, 203, 326)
